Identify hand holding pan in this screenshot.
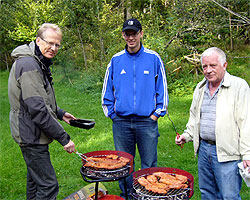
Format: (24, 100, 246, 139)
(69, 119, 95, 129)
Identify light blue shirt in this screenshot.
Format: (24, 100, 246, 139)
(200, 80, 223, 141)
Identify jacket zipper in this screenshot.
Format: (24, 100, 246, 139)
(133, 58, 136, 112)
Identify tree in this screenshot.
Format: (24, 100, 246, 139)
(0, 0, 249, 72)
(0, 0, 72, 69)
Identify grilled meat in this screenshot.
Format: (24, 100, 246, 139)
(153, 182, 169, 190)
(169, 182, 188, 189)
(118, 156, 130, 163)
(159, 177, 181, 185)
(136, 172, 188, 194)
(153, 172, 176, 180)
(84, 154, 129, 170)
(138, 176, 150, 187)
(106, 154, 119, 159)
(138, 176, 169, 191)
(175, 174, 188, 183)
(145, 184, 168, 194)
(146, 174, 158, 183)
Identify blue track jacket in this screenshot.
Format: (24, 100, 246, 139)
(102, 44, 168, 119)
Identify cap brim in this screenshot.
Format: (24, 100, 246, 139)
(122, 26, 140, 32)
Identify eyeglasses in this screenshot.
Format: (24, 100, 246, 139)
(124, 31, 140, 38)
(40, 37, 61, 49)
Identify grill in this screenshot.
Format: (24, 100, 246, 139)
(79, 150, 134, 200)
(131, 167, 194, 200)
(80, 150, 133, 181)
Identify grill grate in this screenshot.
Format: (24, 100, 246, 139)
(132, 174, 191, 200)
(81, 163, 131, 179)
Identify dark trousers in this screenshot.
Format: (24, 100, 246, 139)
(20, 145, 59, 200)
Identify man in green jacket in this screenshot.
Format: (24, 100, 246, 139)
(175, 47, 250, 199)
(8, 23, 76, 200)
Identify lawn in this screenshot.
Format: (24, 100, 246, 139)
(0, 70, 249, 200)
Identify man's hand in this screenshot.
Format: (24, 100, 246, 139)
(63, 112, 76, 124)
(175, 134, 186, 147)
(64, 140, 75, 153)
(243, 160, 250, 173)
(150, 115, 158, 121)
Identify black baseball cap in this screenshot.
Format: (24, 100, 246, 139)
(122, 18, 142, 32)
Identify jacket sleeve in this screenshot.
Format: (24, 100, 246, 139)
(57, 107, 66, 120)
(153, 56, 169, 118)
(101, 60, 116, 119)
(182, 84, 201, 142)
(236, 82, 250, 160)
(19, 60, 70, 146)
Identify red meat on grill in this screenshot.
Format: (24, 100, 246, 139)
(137, 172, 188, 194)
(84, 154, 130, 170)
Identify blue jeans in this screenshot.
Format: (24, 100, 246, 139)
(198, 140, 242, 200)
(112, 115, 159, 199)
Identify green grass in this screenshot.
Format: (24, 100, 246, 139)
(0, 70, 249, 200)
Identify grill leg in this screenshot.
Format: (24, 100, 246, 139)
(95, 182, 99, 200)
(124, 178, 128, 200)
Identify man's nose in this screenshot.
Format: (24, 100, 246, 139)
(207, 66, 213, 72)
(51, 45, 56, 51)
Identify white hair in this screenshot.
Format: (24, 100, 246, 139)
(201, 47, 227, 66)
(36, 23, 62, 39)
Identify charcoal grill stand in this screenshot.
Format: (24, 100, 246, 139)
(80, 166, 131, 200)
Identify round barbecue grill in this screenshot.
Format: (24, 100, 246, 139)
(131, 167, 194, 200)
(79, 150, 134, 200)
(80, 150, 133, 181)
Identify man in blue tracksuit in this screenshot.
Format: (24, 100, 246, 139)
(101, 18, 168, 199)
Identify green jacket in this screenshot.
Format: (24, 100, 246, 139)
(183, 72, 250, 162)
(8, 41, 70, 146)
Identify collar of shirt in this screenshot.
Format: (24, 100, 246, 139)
(205, 78, 224, 98)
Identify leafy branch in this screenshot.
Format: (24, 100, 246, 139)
(210, 0, 250, 25)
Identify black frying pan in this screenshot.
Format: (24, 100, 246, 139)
(69, 119, 95, 129)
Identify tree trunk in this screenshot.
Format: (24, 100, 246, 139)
(96, 1, 104, 65)
(99, 37, 104, 65)
(77, 26, 87, 69)
(229, 12, 233, 50)
(123, 0, 131, 20)
(5, 53, 9, 71)
(150, 0, 153, 13)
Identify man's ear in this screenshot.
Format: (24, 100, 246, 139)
(36, 37, 41, 45)
(122, 32, 126, 40)
(140, 30, 144, 38)
(223, 62, 228, 70)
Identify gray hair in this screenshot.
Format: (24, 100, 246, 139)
(36, 23, 62, 39)
(200, 47, 227, 66)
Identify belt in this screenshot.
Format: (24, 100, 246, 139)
(117, 114, 149, 119)
(202, 139, 216, 145)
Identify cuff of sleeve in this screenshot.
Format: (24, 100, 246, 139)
(242, 155, 250, 161)
(110, 113, 117, 120)
(182, 132, 192, 142)
(58, 108, 66, 120)
(57, 132, 71, 146)
(153, 112, 160, 118)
